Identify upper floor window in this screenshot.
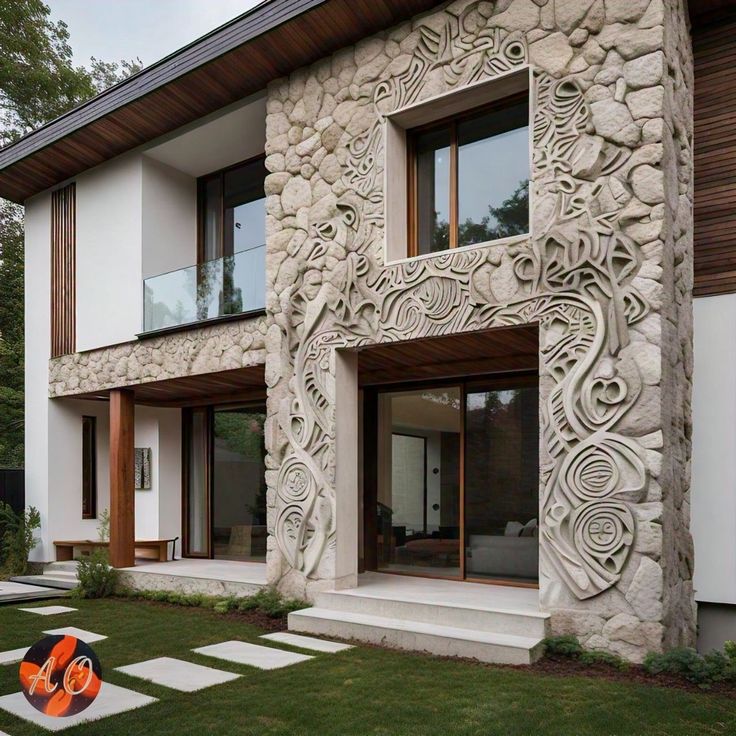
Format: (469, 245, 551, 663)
(408, 95, 529, 257)
(198, 155, 267, 263)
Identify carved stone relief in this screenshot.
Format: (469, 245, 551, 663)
(269, 4, 660, 603)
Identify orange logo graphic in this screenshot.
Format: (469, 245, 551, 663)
(20, 635, 102, 717)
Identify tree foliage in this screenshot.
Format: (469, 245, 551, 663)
(0, 0, 141, 466)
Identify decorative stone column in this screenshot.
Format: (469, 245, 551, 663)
(263, 0, 695, 661)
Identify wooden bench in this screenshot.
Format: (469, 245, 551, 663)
(54, 538, 177, 563)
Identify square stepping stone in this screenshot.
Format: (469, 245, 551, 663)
(261, 632, 353, 653)
(0, 682, 156, 732)
(116, 656, 240, 692)
(42, 627, 107, 644)
(18, 605, 77, 616)
(193, 640, 312, 670)
(0, 646, 30, 665)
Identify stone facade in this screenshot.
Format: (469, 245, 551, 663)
(263, 0, 695, 661)
(48, 316, 268, 396)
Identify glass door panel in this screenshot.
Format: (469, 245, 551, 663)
(464, 378, 539, 583)
(185, 408, 209, 557)
(212, 407, 267, 562)
(376, 387, 461, 578)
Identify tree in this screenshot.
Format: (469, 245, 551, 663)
(427, 179, 529, 252)
(0, 0, 141, 466)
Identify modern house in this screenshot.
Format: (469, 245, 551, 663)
(0, 0, 733, 664)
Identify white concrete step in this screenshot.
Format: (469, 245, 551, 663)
(44, 561, 79, 575)
(10, 575, 77, 591)
(316, 589, 549, 638)
(289, 607, 544, 665)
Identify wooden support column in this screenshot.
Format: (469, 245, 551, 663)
(109, 388, 135, 568)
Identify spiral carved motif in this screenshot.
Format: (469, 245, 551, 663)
(273, 2, 651, 599)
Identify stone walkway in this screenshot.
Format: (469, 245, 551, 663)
(0, 609, 352, 732)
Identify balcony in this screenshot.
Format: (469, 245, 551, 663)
(143, 245, 266, 333)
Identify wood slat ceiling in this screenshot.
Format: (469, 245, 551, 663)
(72, 365, 266, 407)
(693, 14, 736, 296)
(357, 325, 539, 387)
(0, 0, 440, 203)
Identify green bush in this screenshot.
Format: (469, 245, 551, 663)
(580, 649, 629, 670)
(642, 647, 736, 687)
(543, 635, 583, 658)
(0, 503, 41, 576)
(119, 585, 309, 620)
(74, 550, 118, 598)
(235, 587, 309, 618)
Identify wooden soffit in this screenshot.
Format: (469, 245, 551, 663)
(0, 0, 440, 204)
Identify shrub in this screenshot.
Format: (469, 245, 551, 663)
(96, 509, 110, 542)
(580, 649, 629, 670)
(235, 587, 309, 618)
(543, 635, 583, 658)
(0, 503, 41, 576)
(74, 550, 118, 598)
(643, 647, 736, 687)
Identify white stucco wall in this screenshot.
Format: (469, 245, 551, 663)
(134, 405, 182, 548)
(141, 157, 197, 280)
(692, 294, 736, 604)
(24, 192, 52, 559)
(75, 154, 144, 352)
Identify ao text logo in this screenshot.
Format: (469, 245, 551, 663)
(20, 635, 102, 717)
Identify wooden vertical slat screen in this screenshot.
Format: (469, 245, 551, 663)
(50, 183, 76, 356)
(693, 17, 736, 296)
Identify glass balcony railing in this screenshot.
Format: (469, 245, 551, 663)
(143, 245, 266, 332)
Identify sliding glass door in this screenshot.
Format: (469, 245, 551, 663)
(369, 375, 539, 584)
(376, 387, 461, 577)
(464, 377, 539, 583)
(183, 404, 267, 561)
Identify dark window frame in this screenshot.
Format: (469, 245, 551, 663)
(82, 415, 97, 519)
(196, 153, 266, 265)
(406, 92, 529, 258)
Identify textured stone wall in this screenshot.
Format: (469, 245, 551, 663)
(48, 316, 268, 396)
(263, 0, 695, 661)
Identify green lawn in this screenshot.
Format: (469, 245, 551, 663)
(0, 597, 734, 736)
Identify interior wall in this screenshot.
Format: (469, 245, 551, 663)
(692, 294, 736, 604)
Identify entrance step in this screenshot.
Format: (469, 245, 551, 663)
(10, 575, 77, 591)
(315, 588, 549, 638)
(289, 572, 549, 665)
(288, 607, 544, 665)
(11, 561, 79, 591)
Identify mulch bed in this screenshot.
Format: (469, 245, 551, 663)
(517, 654, 736, 697)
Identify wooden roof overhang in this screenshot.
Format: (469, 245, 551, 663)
(70, 365, 266, 407)
(357, 325, 540, 387)
(0, 0, 440, 203)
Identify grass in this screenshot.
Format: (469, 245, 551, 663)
(0, 598, 735, 735)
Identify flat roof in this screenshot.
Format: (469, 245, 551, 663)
(0, 0, 439, 203)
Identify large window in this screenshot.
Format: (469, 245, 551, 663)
(82, 416, 97, 519)
(408, 95, 529, 257)
(198, 156, 267, 263)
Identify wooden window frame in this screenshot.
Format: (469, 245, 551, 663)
(82, 415, 97, 520)
(196, 153, 266, 265)
(407, 92, 528, 259)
